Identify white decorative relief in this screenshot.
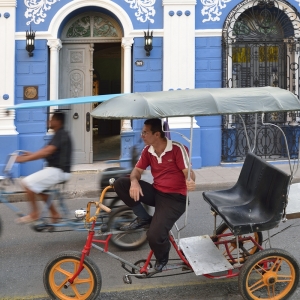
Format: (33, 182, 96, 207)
(201, 0, 231, 23)
(125, 0, 156, 23)
(24, 0, 60, 25)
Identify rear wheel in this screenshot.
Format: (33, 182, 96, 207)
(215, 223, 263, 263)
(108, 206, 147, 250)
(43, 251, 101, 300)
(238, 248, 299, 300)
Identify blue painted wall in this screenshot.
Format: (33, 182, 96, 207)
(0, 136, 19, 177)
(195, 37, 222, 166)
(15, 39, 49, 176)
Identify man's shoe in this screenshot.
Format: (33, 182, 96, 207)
(154, 258, 168, 272)
(119, 217, 152, 231)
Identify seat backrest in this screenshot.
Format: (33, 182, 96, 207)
(235, 152, 267, 195)
(239, 152, 290, 224)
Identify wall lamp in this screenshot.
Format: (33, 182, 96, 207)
(144, 29, 153, 57)
(26, 27, 35, 57)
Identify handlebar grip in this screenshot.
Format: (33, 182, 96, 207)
(98, 203, 111, 213)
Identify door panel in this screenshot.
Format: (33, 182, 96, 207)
(59, 44, 92, 164)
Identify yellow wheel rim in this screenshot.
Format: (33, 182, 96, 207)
(245, 255, 296, 299)
(48, 258, 95, 300)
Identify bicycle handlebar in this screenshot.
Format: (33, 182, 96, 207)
(85, 185, 113, 223)
(4, 150, 28, 173)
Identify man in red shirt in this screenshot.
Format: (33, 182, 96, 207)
(114, 118, 195, 272)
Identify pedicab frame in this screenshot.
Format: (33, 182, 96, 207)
(8, 86, 300, 300)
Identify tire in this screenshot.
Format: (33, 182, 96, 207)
(107, 206, 148, 251)
(215, 223, 263, 264)
(238, 248, 299, 300)
(43, 251, 101, 300)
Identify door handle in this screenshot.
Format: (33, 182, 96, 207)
(86, 112, 90, 132)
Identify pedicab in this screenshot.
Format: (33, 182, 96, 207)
(9, 87, 300, 299)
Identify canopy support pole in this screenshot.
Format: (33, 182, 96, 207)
(176, 117, 193, 247)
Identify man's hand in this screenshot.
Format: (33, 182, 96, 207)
(15, 151, 32, 163)
(129, 180, 144, 201)
(186, 179, 196, 191)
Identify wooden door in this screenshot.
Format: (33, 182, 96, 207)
(59, 43, 93, 164)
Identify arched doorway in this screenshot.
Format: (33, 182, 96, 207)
(222, 0, 300, 162)
(59, 12, 122, 163)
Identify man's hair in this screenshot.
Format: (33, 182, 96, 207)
(144, 118, 165, 138)
(52, 111, 65, 126)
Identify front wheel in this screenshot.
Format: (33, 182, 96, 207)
(107, 206, 148, 250)
(43, 251, 101, 300)
(238, 248, 299, 300)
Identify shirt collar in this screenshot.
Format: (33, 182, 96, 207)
(148, 138, 172, 155)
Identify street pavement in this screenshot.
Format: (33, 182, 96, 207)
(5, 158, 300, 202)
(2, 193, 300, 300)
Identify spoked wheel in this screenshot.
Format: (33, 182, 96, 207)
(107, 206, 147, 251)
(215, 223, 263, 263)
(238, 248, 299, 300)
(43, 251, 101, 300)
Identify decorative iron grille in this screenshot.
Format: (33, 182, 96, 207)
(222, 0, 300, 162)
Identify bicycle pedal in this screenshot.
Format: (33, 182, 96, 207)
(31, 221, 50, 232)
(75, 208, 86, 219)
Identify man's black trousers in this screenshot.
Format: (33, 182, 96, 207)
(114, 177, 186, 261)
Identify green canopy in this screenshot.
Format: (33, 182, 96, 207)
(91, 87, 300, 119)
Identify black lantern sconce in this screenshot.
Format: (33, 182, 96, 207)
(144, 29, 153, 57)
(26, 27, 35, 57)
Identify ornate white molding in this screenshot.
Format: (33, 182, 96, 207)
(201, 0, 231, 23)
(163, 0, 196, 4)
(24, 0, 60, 25)
(0, 0, 16, 7)
(195, 29, 222, 37)
(47, 39, 62, 51)
(125, 0, 156, 23)
(121, 37, 134, 49)
(48, 0, 133, 38)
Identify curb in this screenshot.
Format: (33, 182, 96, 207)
(6, 177, 300, 203)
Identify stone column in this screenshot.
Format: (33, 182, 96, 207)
(162, 0, 198, 130)
(0, 1, 19, 176)
(0, 0, 17, 135)
(162, 0, 201, 168)
(47, 39, 62, 101)
(121, 37, 134, 131)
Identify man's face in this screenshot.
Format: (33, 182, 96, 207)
(49, 117, 59, 130)
(141, 124, 158, 145)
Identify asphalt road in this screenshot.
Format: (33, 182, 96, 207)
(1, 192, 300, 300)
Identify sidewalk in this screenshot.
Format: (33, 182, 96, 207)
(5, 160, 300, 202)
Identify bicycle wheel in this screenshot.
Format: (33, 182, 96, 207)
(43, 251, 101, 300)
(107, 206, 147, 251)
(238, 248, 299, 300)
(215, 223, 263, 263)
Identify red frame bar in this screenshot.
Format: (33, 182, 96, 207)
(68, 221, 264, 282)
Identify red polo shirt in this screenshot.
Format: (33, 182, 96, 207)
(136, 139, 190, 195)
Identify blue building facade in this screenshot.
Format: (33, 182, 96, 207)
(1, 0, 300, 176)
